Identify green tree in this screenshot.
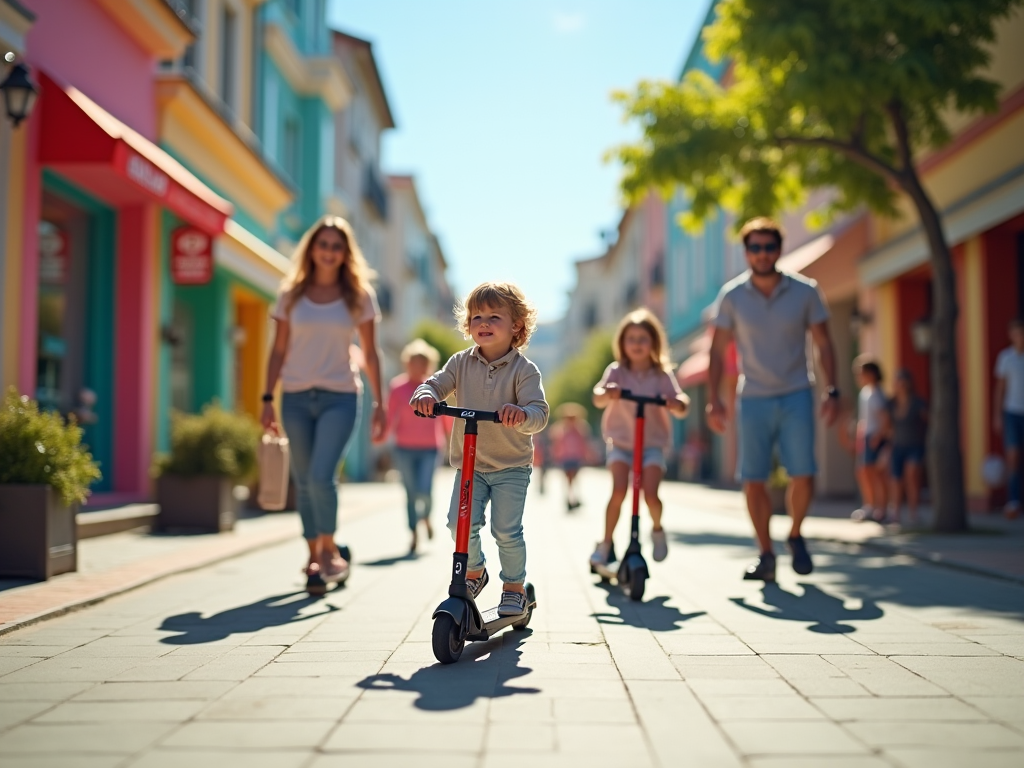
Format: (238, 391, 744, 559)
(410, 318, 471, 368)
(546, 330, 615, 428)
(612, 0, 1021, 532)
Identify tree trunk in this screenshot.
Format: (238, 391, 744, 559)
(901, 172, 968, 532)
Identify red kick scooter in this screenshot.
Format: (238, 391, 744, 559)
(591, 389, 667, 601)
(418, 402, 537, 664)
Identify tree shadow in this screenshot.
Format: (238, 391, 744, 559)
(592, 583, 707, 632)
(731, 582, 883, 633)
(158, 591, 337, 645)
(356, 632, 539, 711)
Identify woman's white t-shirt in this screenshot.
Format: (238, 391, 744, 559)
(272, 287, 380, 394)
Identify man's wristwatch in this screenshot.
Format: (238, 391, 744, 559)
(824, 386, 840, 399)
(261, 393, 274, 403)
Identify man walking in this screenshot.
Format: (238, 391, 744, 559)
(707, 218, 839, 581)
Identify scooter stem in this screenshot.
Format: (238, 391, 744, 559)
(631, 401, 645, 543)
(455, 421, 478, 558)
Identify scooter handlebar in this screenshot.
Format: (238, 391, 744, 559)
(414, 401, 502, 423)
(619, 389, 667, 407)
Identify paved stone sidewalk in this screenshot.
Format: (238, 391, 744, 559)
(0, 468, 1022, 767)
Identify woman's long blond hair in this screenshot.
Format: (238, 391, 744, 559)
(279, 216, 376, 315)
(613, 308, 672, 371)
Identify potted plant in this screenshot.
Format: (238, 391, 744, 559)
(0, 388, 102, 579)
(155, 404, 260, 532)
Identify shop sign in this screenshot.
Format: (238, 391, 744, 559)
(171, 227, 213, 285)
(39, 228, 69, 285)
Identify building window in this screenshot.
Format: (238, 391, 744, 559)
(584, 303, 598, 330)
(283, 118, 300, 184)
(220, 3, 238, 113)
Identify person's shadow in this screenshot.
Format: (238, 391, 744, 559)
(158, 591, 338, 645)
(592, 584, 707, 632)
(360, 552, 419, 568)
(731, 583, 883, 633)
(356, 633, 539, 711)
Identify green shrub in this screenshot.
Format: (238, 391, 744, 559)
(155, 403, 261, 482)
(0, 387, 102, 506)
(545, 330, 615, 428)
(410, 318, 471, 368)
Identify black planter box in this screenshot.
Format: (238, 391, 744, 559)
(0, 484, 78, 580)
(157, 475, 236, 532)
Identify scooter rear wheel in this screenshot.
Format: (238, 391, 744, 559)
(432, 614, 464, 664)
(627, 568, 646, 602)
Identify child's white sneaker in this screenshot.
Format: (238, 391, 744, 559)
(497, 590, 528, 617)
(589, 541, 613, 568)
(651, 529, 668, 562)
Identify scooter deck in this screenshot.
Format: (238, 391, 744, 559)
(465, 599, 538, 642)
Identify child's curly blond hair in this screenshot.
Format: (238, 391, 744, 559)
(455, 281, 538, 349)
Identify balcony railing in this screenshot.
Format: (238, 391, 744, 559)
(363, 164, 388, 220)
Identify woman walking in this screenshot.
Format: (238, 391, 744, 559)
(262, 216, 386, 595)
(386, 339, 447, 554)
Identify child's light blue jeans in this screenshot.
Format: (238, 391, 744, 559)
(392, 447, 438, 531)
(281, 389, 359, 540)
(447, 466, 531, 584)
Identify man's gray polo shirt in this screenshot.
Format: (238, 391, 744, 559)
(711, 270, 829, 398)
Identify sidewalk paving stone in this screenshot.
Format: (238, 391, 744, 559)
(0, 468, 1021, 766)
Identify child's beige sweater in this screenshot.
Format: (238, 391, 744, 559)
(412, 345, 549, 472)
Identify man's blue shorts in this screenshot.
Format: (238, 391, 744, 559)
(737, 388, 816, 482)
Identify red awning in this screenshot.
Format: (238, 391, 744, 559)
(37, 73, 233, 235)
(676, 338, 739, 389)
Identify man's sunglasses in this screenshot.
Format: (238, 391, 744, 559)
(745, 243, 780, 255)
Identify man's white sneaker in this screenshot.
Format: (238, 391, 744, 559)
(651, 529, 668, 562)
(497, 590, 528, 617)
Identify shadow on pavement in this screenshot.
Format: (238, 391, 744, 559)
(672, 529, 1024, 620)
(360, 552, 420, 567)
(158, 591, 337, 645)
(731, 582, 883, 633)
(356, 632, 539, 711)
(592, 585, 707, 632)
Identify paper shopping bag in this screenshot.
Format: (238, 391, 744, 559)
(257, 433, 291, 511)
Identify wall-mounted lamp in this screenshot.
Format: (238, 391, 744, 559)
(1, 57, 38, 128)
(910, 317, 932, 354)
(849, 307, 873, 335)
(229, 326, 248, 347)
(160, 325, 183, 347)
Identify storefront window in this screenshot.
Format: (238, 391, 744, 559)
(36, 195, 87, 414)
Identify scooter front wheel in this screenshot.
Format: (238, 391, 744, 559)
(432, 614, 465, 664)
(627, 568, 646, 602)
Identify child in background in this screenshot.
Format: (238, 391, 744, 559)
(386, 339, 447, 554)
(412, 282, 549, 616)
(550, 402, 594, 511)
(851, 357, 889, 522)
(590, 309, 689, 570)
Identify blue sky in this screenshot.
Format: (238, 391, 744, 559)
(327, 1, 710, 321)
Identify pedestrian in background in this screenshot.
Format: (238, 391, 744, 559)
(550, 402, 594, 511)
(590, 309, 689, 572)
(887, 369, 928, 526)
(707, 217, 839, 582)
(851, 357, 889, 523)
(262, 216, 386, 595)
(386, 339, 447, 554)
(994, 317, 1024, 519)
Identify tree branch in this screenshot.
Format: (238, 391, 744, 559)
(886, 100, 915, 178)
(775, 133, 901, 183)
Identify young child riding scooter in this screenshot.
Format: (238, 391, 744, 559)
(412, 282, 549, 617)
(590, 309, 689, 570)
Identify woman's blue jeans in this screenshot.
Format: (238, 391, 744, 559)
(392, 447, 438, 531)
(281, 389, 359, 540)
